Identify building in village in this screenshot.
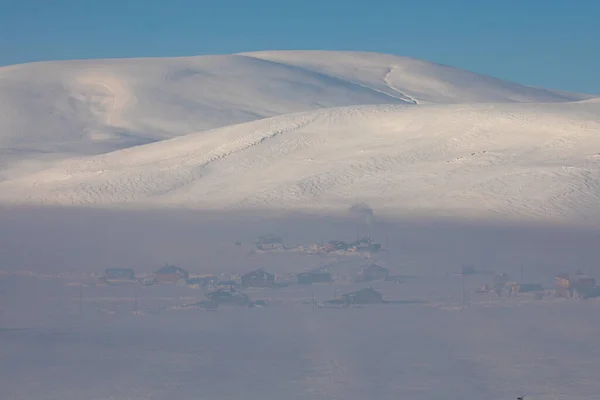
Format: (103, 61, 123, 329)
(492, 273, 509, 296)
(323, 238, 382, 253)
(359, 263, 390, 282)
(353, 237, 382, 253)
(582, 286, 600, 298)
(555, 273, 596, 298)
(508, 283, 543, 296)
(154, 265, 190, 284)
(342, 287, 383, 305)
(241, 269, 275, 288)
(325, 240, 350, 252)
(297, 270, 333, 285)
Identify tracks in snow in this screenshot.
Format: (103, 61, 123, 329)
(383, 66, 420, 105)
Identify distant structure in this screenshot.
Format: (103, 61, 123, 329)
(508, 283, 543, 296)
(323, 238, 382, 254)
(241, 269, 275, 288)
(255, 234, 284, 251)
(154, 265, 189, 284)
(353, 237, 381, 253)
(206, 289, 250, 306)
(326, 240, 350, 252)
(492, 273, 508, 296)
(297, 270, 333, 285)
(342, 287, 383, 305)
(104, 268, 135, 283)
(359, 263, 390, 282)
(555, 273, 596, 298)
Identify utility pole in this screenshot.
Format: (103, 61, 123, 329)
(461, 272, 466, 308)
(312, 288, 316, 312)
(134, 286, 138, 314)
(79, 283, 83, 315)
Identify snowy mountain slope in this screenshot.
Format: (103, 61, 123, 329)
(0, 51, 593, 179)
(0, 53, 406, 177)
(2, 100, 600, 222)
(241, 50, 594, 104)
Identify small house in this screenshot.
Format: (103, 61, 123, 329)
(326, 240, 349, 252)
(360, 263, 389, 282)
(581, 286, 600, 299)
(555, 273, 596, 298)
(206, 289, 250, 306)
(353, 237, 381, 253)
(104, 268, 135, 282)
(297, 271, 333, 285)
(155, 265, 189, 284)
(342, 287, 383, 305)
(573, 274, 596, 294)
(492, 273, 508, 296)
(241, 269, 275, 288)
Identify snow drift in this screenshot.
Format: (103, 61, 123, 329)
(0, 50, 598, 222)
(2, 100, 600, 222)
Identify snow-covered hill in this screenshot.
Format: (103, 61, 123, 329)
(0, 51, 592, 178)
(2, 99, 600, 222)
(1, 50, 598, 221)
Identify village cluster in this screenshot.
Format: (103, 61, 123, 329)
(474, 268, 600, 300)
(252, 234, 383, 254)
(100, 260, 398, 310)
(91, 234, 600, 315)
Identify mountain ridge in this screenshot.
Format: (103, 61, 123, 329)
(1, 50, 598, 222)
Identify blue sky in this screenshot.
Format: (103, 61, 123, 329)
(1, 0, 599, 94)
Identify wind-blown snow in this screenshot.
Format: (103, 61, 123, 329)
(4, 50, 600, 400)
(2, 100, 600, 223)
(242, 50, 591, 105)
(0, 51, 592, 177)
(0, 50, 598, 221)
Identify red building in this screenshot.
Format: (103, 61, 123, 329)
(154, 265, 189, 284)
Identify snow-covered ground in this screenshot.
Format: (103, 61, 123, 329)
(1, 50, 600, 400)
(2, 266, 600, 400)
(1, 51, 597, 223)
(2, 101, 600, 223)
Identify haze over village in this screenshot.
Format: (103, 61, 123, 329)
(2, 2, 600, 400)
